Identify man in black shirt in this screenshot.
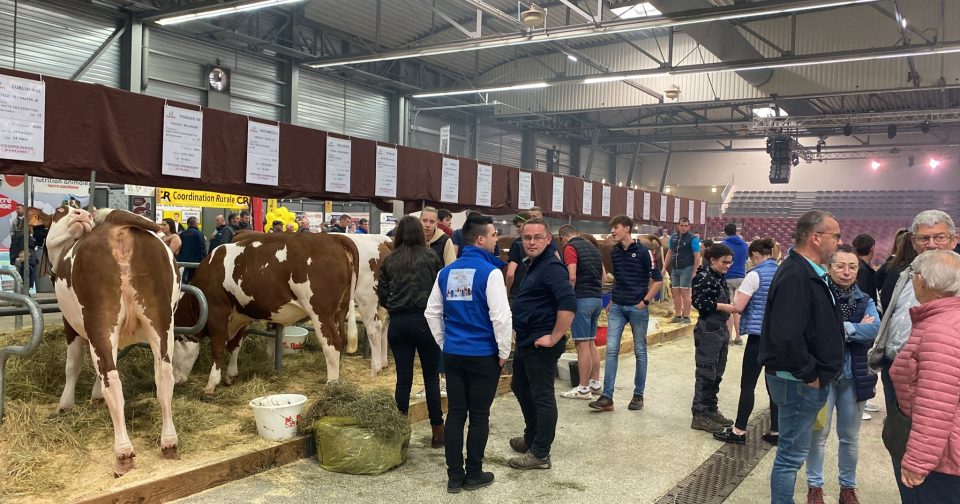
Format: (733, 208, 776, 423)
(852, 234, 879, 304)
(505, 212, 532, 296)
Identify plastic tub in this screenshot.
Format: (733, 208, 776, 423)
(282, 326, 309, 354)
(556, 353, 578, 382)
(249, 394, 308, 441)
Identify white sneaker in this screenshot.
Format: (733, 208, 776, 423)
(862, 411, 872, 421)
(562, 387, 593, 400)
(414, 389, 426, 399)
(589, 380, 602, 394)
(864, 401, 881, 412)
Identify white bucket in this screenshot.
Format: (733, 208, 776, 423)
(249, 394, 308, 441)
(282, 326, 309, 355)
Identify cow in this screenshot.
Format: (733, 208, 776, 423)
(173, 231, 359, 394)
(340, 234, 393, 375)
(46, 207, 181, 477)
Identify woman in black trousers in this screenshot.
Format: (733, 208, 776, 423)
(378, 216, 446, 447)
(714, 238, 781, 445)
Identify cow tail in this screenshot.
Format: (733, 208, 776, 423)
(345, 245, 360, 354)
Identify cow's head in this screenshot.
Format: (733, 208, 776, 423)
(45, 206, 94, 273)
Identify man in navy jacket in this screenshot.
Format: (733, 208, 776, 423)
(177, 217, 208, 284)
(507, 218, 577, 471)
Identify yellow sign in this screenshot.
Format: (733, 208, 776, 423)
(162, 210, 183, 224)
(324, 201, 333, 214)
(156, 188, 250, 209)
(266, 198, 278, 216)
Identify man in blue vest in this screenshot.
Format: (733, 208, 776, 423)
(507, 218, 577, 471)
(557, 224, 605, 400)
(425, 213, 512, 493)
(722, 223, 749, 344)
(663, 217, 701, 324)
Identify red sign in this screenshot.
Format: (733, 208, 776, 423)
(0, 195, 19, 218)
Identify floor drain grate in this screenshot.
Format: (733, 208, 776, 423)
(655, 411, 774, 504)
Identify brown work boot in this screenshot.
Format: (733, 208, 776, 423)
(431, 424, 445, 448)
(839, 488, 861, 504)
(628, 395, 644, 410)
(588, 395, 615, 411)
(509, 436, 529, 454)
(807, 486, 825, 504)
(691, 414, 723, 433)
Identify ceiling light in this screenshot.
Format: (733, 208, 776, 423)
(920, 121, 930, 133)
(567, 54, 578, 62)
(711, 186, 717, 193)
(601, 178, 606, 184)
(155, 0, 305, 25)
(870, 160, 880, 170)
(664, 186, 671, 193)
(412, 82, 548, 98)
(611, 2, 663, 19)
(582, 72, 668, 84)
(752, 106, 787, 118)
(929, 158, 940, 169)
(901, 18, 908, 28)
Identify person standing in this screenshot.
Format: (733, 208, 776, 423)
(588, 215, 663, 412)
(437, 208, 454, 237)
(328, 214, 350, 233)
(877, 232, 917, 315)
(160, 218, 182, 255)
(355, 218, 369, 234)
(663, 217, 701, 324)
(760, 211, 844, 504)
(380, 216, 445, 448)
(269, 220, 284, 233)
(714, 238, 781, 446)
(425, 213, 511, 493)
(852, 234, 879, 305)
(177, 217, 208, 284)
(238, 211, 251, 230)
(297, 214, 311, 233)
(421, 207, 456, 266)
(690, 243, 738, 433)
(721, 224, 749, 344)
(210, 214, 235, 250)
(507, 218, 577, 470)
(805, 244, 880, 504)
(557, 225, 604, 400)
(504, 212, 532, 296)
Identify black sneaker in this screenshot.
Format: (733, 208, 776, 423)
(463, 471, 494, 491)
(705, 410, 733, 427)
(588, 395, 615, 411)
(713, 428, 747, 444)
(447, 477, 464, 494)
(691, 414, 724, 433)
(509, 436, 529, 454)
(628, 394, 644, 410)
(762, 432, 779, 445)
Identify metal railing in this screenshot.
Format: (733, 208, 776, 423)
(0, 266, 25, 329)
(0, 291, 43, 423)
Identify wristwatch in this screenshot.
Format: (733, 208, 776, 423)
(641, 299, 650, 306)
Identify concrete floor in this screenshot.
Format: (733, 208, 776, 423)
(177, 336, 901, 504)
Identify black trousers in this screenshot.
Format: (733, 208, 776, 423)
(511, 341, 565, 459)
(734, 334, 779, 432)
(388, 312, 443, 426)
(182, 267, 197, 284)
(692, 316, 729, 416)
(443, 352, 502, 479)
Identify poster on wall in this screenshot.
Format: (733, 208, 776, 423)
(660, 196, 668, 222)
(626, 190, 635, 219)
(518, 171, 532, 210)
(161, 105, 203, 179)
(441, 157, 460, 203)
(673, 197, 681, 222)
(245, 121, 280, 186)
(0, 74, 45, 162)
(688, 200, 695, 222)
(643, 192, 651, 220)
(601, 185, 611, 217)
(582, 182, 593, 215)
(439, 125, 451, 154)
(34, 178, 90, 195)
(325, 136, 351, 193)
(552, 177, 564, 213)
(476, 164, 492, 207)
(700, 201, 707, 224)
(155, 187, 250, 209)
(125, 184, 155, 197)
(375, 145, 398, 197)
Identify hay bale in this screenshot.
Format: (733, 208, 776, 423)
(300, 382, 409, 443)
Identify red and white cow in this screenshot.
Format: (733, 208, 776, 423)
(47, 207, 181, 477)
(173, 231, 359, 393)
(341, 234, 393, 375)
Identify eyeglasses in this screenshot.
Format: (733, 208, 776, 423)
(521, 235, 549, 243)
(913, 234, 954, 245)
(814, 231, 842, 240)
(831, 263, 859, 271)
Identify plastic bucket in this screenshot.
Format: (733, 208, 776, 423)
(595, 326, 608, 347)
(282, 326, 309, 355)
(249, 394, 308, 441)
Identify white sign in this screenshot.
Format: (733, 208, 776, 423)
(582, 182, 593, 215)
(626, 190, 635, 218)
(0, 75, 45, 162)
(601, 185, 611, 217)
(245, 121, 280, 186)
(161, 105, 203, 179)
(552, 176, 564, 213)
(476, 164, 492, 207)
(688, 200, 695, 222)
(375, 145, 398, 198)
(673, 197, 681, 223)
(660, 196, 668, 222)
(34, 178, 89, 195)
(643, 192, 651, 220)
(125, 184, 155, 197)
(518, 171, 532, 210)
(325, 136, 351, 193)
(700, 201, 707, 224)
(441, 157, 460, 203)
(439, 125, 451, 154)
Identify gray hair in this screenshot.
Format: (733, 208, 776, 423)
(795, 210, 835, 244)
(912, 210, 956, 235)
(913, 250, 960, 297)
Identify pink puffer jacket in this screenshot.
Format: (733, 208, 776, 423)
(891, 296, 960, 478)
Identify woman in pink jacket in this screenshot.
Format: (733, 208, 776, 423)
(890, 249, 960, 502)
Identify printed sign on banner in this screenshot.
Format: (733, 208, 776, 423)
(161, 105, 203, 179)
(688, 200, 695, 222)
(0, 75, 45, 162)
(325, 136, 351, 193)
(660, 196, 668, 222)
(643, 192, 651, 220)
(626, 190, 635, 219)
(582, 182, 593, 215)
(601, 185, 611, 217)
(441, 157, 460, 203)
(518, 171, 532, 209)
(375, 145, 398, 197)
(476, 164, 492, 207)
(34, 178, 90, 195)
(246, 121, 280, 186)
(125, 184, 155, 197)
(700, 201, 707, 224)
(552, 177, 564, 213)
(673, 197, 681, 223)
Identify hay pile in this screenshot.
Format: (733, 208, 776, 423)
(300, 381, 410, 443)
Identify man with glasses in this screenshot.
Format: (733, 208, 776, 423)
(759, 211, 845, 504)
(869, 209, 959, 503)
(507, 218, 577, 471)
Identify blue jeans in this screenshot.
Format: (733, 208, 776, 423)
(571, 297, 602, 341)
(806, 378, 863, 489)
(767, 374, 831, 504)
(602, 303, 649, 399)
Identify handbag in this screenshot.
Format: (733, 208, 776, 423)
(882, 402, 912, 462)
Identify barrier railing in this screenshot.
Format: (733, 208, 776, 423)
(0, 266, 25, 329)
(0, 291, 43, 423)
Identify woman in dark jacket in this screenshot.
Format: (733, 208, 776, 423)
(378, 215, 446, 447)
(878, 231, 918, 314)
(690, 243, 738, 433)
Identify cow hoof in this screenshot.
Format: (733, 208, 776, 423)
(56, 403, 74, 414)
(113, 453, 136, 477)
(161, 445, 180, 460)
(203, 386, 217, 396)
(223, 374, 235, 386)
